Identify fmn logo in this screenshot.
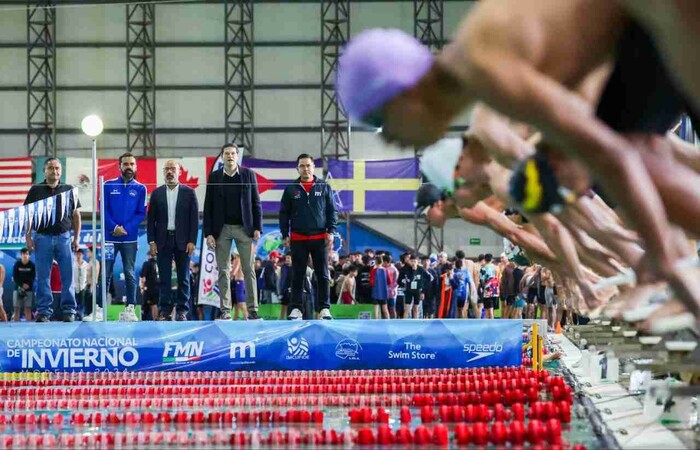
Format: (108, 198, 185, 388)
(162, 341, 204, 363)
(286, 336, 309, 360)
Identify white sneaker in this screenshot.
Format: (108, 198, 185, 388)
(288, 308, 303, 320)
(320, 308, 333, 320)
(82, 306, 103, 322)
(119, 305, 139, 322)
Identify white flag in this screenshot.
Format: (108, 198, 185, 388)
(17, 204, 25, 236)
(198, 152, 225, 308)
(46, 196, 54, 226)
(59, 191, 67, 222)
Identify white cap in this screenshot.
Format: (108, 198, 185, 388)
(419, 138, 462, 193)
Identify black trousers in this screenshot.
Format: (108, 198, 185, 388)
(157, 234, 191, 314)
(290, 239, 330, 313)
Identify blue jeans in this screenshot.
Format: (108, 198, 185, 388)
(97, 242, 137, 307)
(34, 232, 76, 317)
(157, 235, 191, 314)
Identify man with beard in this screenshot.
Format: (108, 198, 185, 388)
(85, 152, 146, 322)
(147, 160, 199, 321)
(25, 158, 81, 322)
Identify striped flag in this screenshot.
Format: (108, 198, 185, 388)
(0, 158, 32, 212)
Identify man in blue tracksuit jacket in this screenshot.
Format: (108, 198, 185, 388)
(86, 152, 147, 322)
(279, 153, 337, 320)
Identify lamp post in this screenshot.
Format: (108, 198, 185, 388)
(80, 115, 103, 321)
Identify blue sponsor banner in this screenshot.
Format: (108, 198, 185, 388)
(0, 320, 522, 372)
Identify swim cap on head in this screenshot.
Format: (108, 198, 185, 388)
(336, 29, 434, 125)
(415, 183, 443, 209)
(419, 138, 462, 194)
(509, 153, 564, 214)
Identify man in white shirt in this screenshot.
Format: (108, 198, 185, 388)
(147, 161, 199, 321)
(72, 249, 89, 318)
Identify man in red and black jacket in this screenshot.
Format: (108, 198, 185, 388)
(279, 153, 338, 320)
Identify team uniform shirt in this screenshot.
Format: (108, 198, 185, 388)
(480, 264, 500, 298)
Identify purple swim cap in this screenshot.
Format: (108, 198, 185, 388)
(336, 29, 434, 124)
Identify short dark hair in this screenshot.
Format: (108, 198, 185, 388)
(421, 255, 430, 262)
(478, 254, 485, 261)
(20, 247, 29, 254)
(220, 143, 239, 153)
(408, 253, 418, 260)
(485, 253, 493, 263)
(296, 153, 313, 164)
(364, 248, 374, 254)
(347, 264, 359, 273)
(119, 152, 135, 165)
(382, 254, 392, 264)
(43, 157, 60, 169)
(361, 255, 371, 265)
(455, 250, 465, 259)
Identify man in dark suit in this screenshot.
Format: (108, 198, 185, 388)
(147, 160, 199, 321)
(203, 143, 263, 320)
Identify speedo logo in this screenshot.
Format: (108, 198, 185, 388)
(463, 343, 503, 363)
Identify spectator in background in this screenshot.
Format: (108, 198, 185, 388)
(84, 246, 99, 318)
(500, 260, 516, 319)
(356, 255, 372, 303)
(336, 264, 358, 304)
(230, 252, 248, 321)
(12, 248, 35, 322)
(453, 259, 472, 318)
(400, 254, 430, 319)
(24, 158, 80, 322)
(93, 152, 145, 322)
(139, 249, 159, 321)
(479, 254, 500, 319)
(370, 256, 390, 319)
(72, 249, 89, 319)
(383, 254, 399, 319)
(254, 257, 263, 302)
(260, 251, 280, 304)
(203, 143, 262, 321)
(421, 256, 439, 318)
(191, 263, 202, 320)
(278, 254, 293, 319)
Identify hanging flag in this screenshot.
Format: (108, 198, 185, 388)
(59, 191, 67, 222)
(7, 208, 16, 240)
(327, 158, 421, 213)
(198, 151, 225, 309)
(17, 204, 25, 236)
(0, 158, 32, 212)
(26, 202, 34, 234)
(0, 211, 5, 240)
(46, 195, 54, 226)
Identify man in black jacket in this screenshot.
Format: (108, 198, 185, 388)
(279, 154, 337, 320)
(398, 254, 431, 319)
(203, 143, 263, 320)
(147, 160, 199, 321)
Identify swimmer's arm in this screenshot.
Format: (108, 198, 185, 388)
(666, 132, 700, 174)
(470, 104, 536, 167)
(459, 52, 677, 273)
(475, 203, 557, 262)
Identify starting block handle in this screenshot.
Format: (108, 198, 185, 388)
(522, 323, 544, 371)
